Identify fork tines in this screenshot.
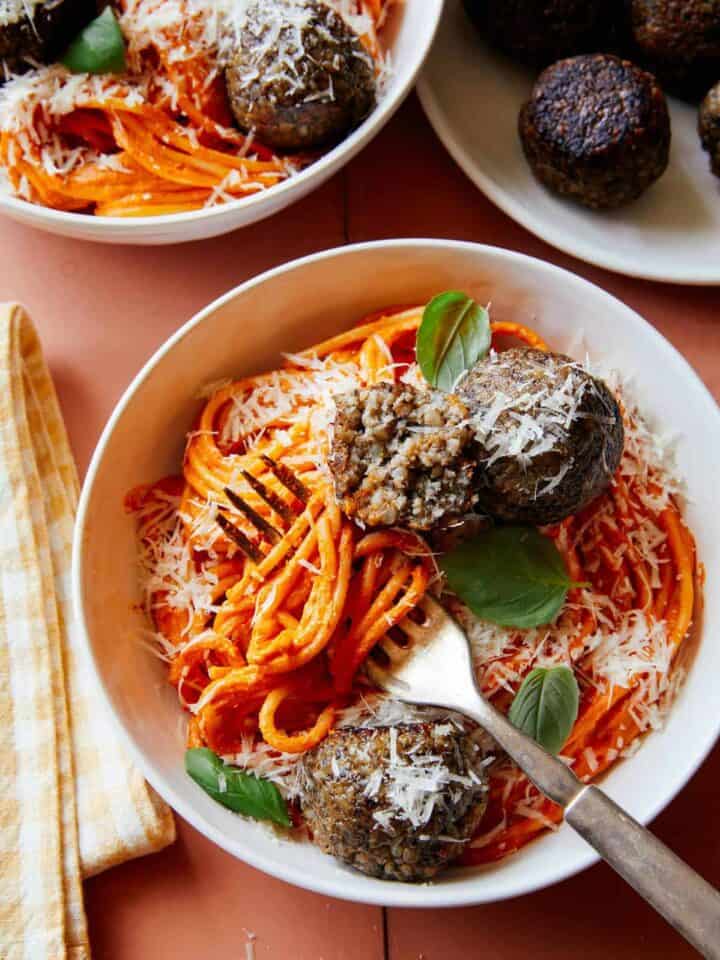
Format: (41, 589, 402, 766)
(260, 455, 309, 504)
(216, 456, 309, 563)
(240, 468, 295, 524)
(216, 512, 264, 564)
(224, 486, 281, 544)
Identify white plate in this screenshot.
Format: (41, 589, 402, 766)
(417, 0, 720, 285)
(0, 0, 443, 245)
(73, 239, 720, 907)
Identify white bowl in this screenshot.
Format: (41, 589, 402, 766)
(73, 240, 720, 907)
(0, 2, 442, 245)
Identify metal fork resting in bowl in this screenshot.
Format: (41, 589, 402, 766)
(369, 595, 720, 959)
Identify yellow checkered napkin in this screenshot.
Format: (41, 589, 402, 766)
(0, 304, 175, 960)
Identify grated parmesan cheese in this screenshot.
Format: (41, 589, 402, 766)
(133, 331, 691, 852)
(464, 350, 597, 469)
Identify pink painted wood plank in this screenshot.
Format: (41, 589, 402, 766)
(85, 820, 384, 960)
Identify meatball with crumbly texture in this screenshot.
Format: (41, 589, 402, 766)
(519, 54, 670, 210)
(0, 0, 96, 75)
(299, 720, 488, 881)
(224, 0, 376, 151)
(463, 0, 612, 68)
(457, 348, 624, 526)
(624, 0, 720, 101)
(329, 382, 477, 531)
(700, 81, 720, 177)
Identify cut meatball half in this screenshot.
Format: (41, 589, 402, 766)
(329, 381, 478, 531)
(299, 719, 488, 881)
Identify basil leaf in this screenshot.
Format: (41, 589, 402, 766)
(440, 526, 582, 628)
(185, 748, 291, 828)
(61, 7, 126, 75)
(417, 291, 491, 391)
(508, 666, 579, 754)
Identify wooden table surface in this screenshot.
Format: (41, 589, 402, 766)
(2, 95, 719, 960)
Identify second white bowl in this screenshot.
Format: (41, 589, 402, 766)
(0, 2, 443, 244)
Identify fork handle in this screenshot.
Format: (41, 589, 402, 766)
(567, 786, 720, 958)
(459, 696, 720, 957)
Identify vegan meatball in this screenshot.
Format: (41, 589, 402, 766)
(224, 0, 376, 151)
(299, 720, 488, 881)
(519, 54, 670, 209)
(624, 0, 720, 101)
(329, 381, 478, 531)
(457, 348, 624, 526)
(699, 81, 720, 177)
(0, 0, 96, 75)
(463, 0, 611, 68)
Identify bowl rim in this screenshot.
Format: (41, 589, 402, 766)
(0, 0, 444, 233)
(72, 239, 720, 907)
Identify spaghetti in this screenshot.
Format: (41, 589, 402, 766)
(0, 1, 392, 216)
(130, 304, 697, 866)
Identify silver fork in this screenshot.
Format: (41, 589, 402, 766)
(368, 594, 720, 958)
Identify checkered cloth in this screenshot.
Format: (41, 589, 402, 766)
(0, 304, 175, 960)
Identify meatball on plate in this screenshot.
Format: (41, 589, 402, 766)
(0, 0, 442, 242)
(75, 242, 720, 908)
(624, 0, 720, 101)
(462, 0, 611, 68)
(518, 55, 670, 210)
(700, 81, 720, 177)
(418, 0, 720, 284)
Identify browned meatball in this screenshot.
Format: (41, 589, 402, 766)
(329, 382, 478, 531)
(224, 0, 376, 151)
(299, 720, 488, 881)
(699, 81, 720, 176)
(457, 348, 624, 526)
(519, 54, 670, 209)
(624, 0, 720, 101)
(0, 0, 96, 75)
(463, 0, 613, 68)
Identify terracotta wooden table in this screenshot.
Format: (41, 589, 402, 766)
(1, 96, 719, 960)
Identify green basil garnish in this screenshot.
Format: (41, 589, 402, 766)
(61, 7, 126, 75)
(440, 526, 585, 629)
(508, 666, 579, 755)
(416, 291, 491, 391)
(185, 748, 291, 828)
